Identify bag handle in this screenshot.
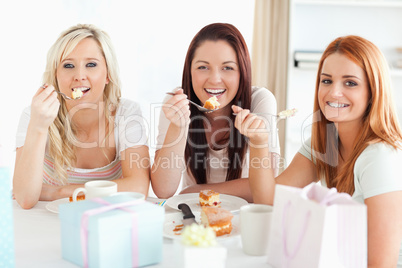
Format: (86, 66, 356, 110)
(282, 200, 311, 267)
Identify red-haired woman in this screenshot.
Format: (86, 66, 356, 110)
(250, 35, 402, 266)
(151, 23, 280, 202)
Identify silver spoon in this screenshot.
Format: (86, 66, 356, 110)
(165, 92, 216, 113)
(41, 85, 81, 100)
(55, 91, 81, 100)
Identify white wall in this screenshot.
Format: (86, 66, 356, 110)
(285, 1, 402, 162)
(0, 0, 255, 176)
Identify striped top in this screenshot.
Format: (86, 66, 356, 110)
(16, 99, 148, 185)
(42, 154, 123, 186)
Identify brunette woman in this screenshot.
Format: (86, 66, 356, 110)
(151, 23, 280, 201)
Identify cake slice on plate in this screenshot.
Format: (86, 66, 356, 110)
(200, 207, 233, 237)
(199, 190, 221, 207)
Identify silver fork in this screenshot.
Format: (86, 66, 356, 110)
(232, 108, 297, 119)
(232, 112, 276, 116)
(165, 92, 215, 113)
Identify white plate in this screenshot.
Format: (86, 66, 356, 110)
(46, 198, 70, 213)
(163, 212, 240, 240)
(165, 193, 248, 213)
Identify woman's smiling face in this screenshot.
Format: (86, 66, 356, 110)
(190, 40, 240, 109)
(56, 37, 109, 105)
(318, 53, 370, 126)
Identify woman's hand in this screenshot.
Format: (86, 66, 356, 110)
(232, 105, 269, 146)
(30, 84, 60, 134)
(162, 88, 190, 128)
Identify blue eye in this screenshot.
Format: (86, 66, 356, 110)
(63, 63, 74, 68)
(197, 66, 207, 70)
(87, 62, 97, 67)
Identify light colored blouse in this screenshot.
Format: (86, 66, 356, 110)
(156, 86, 280, 188)
(15, 98, 148, 185)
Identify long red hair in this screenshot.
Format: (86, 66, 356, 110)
(311, 35, 402, 195)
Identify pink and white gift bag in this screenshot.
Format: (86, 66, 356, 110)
(267, 183, 367, 268)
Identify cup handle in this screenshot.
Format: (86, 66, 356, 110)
(72, 187, 87, 202)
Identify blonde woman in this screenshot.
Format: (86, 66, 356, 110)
(13, 24, 150, 209)
(251, 36, 402, 266)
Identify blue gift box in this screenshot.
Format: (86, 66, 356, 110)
(59, 195, 164, 268)
(0, 166, 15, 268)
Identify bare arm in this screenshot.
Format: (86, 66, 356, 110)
(366, 191, 402, 267)
(177, 152, 294, 203)
(151, 89, 190, 198)
(151, 128, 187, 198)
(230, 105, 273, 203)
(13, 85, 60, 209)
(178, 152, 278, 203)
(232, 105, 317, 204)
(181, 106, 280, 203)
(180, 106, 271, 202)
(251, 152, 317, 205)
(115, 145, 150, 196)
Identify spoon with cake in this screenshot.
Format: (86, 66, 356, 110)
(42, 84, 84, 100)
(166, 93, 220, 113)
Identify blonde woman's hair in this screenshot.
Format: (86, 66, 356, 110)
(311, 35, 402, 195)
(43, 24, 121, 184)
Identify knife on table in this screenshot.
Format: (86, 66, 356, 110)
(178, 203, 198, 226)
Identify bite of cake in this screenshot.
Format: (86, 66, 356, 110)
(278, 108, 297, 119)
(201, 207, 233, 237)
(203, 96, 220, 110)
(71, 88, 83, 99)
(199, 190, 221, 207)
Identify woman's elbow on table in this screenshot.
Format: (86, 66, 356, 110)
(13, 186, 39, 209)
(15, 195, 38, 210)
(151, 185, 175, 200)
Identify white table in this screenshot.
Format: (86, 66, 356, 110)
(13, 199, 270, 268)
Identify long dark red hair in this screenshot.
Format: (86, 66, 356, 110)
(182, 23, 252, 184)
(311, 35, 402, 195)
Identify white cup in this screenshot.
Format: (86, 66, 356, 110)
(72, 180, 117, 201)
(240, 204, 273, 256)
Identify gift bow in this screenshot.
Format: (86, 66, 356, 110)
(316, 187, 351, 205)
(80, 198, 145, 268)
(300, 184, 352, 205)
